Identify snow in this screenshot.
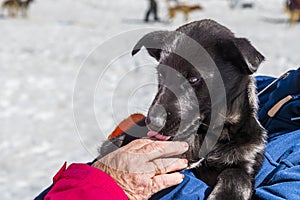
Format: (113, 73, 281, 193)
(0, 0, 299, 199)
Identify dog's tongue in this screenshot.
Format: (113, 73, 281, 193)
(147, 131, 171, 141)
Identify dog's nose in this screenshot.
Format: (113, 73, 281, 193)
(146, 105, 167, 132)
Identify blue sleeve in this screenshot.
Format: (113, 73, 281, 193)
(150, 170, 211, 200)
(254, 130, 300, 200)
(34, 185, 53, 200)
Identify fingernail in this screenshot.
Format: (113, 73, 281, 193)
(183, 142, 189, 150)
(183, 159, 188, 168)
(181, 159, 187, 167)
(181, 174, 185, 180)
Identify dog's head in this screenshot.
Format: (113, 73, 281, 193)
(132, 19, 264, 143)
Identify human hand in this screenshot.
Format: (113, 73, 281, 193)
(92, 139, 189, 200)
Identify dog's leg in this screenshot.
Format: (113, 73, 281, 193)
(207, 168, 253, 200)
(290, 11, 297, 25)
(21, 7, 28, 18)
(0, 5, 5, 17)
(14, 5, 18, 18)
(8, 6, 15, 18)
(168, 9, 175, 21)
(7, 3, 18, 18)
(184, 12, 188, 21)
(289, 9, 300, 25)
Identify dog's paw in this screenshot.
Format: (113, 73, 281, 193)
(207, 168, 252, 200)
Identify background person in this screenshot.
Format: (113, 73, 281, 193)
(145, 0, 159, 22)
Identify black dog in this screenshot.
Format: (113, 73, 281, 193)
(101, 19, 267, 200)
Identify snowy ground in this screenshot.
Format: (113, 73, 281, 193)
(0, 0, 299, 199)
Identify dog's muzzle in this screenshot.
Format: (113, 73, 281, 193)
(146, 104, 167, 132)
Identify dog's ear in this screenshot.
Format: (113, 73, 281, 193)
(217, 38, 264, 74)
(131, 31, 169, 61)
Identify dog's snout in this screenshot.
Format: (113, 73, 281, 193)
(146, 104, 167, 132)
(146, 115, 166, 131)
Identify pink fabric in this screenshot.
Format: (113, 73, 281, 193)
(45, 163, 128, 200)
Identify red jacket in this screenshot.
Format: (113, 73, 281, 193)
(44, 114, 145, 200)
(44, 163, 127, 200)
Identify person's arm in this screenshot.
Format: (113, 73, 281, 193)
(44, 163, 127, 200)
(42, 139, 188, 200)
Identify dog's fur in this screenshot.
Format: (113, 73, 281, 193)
(18, 0, 33, 18)
(285, 0, 300, 25)
(166, 0, 203, 21)
(1, 0, 33, 18)
(1, 0, 19, 18)
(100, 19, 267, 200)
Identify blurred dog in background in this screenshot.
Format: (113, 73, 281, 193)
(166, 0, 203, 21)
(1, 0, 34, 18)
(285, 0, 300, 25)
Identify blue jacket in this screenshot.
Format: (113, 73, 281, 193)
(150, 69, 300, 200)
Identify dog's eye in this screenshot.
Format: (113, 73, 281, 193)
(188, 77, 200, 85)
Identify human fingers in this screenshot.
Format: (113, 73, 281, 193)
(122, 138, 154, 151)
(138, 141, 189, 160)
(151, 172, 184, 194)
(151, 158, 188, 174)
